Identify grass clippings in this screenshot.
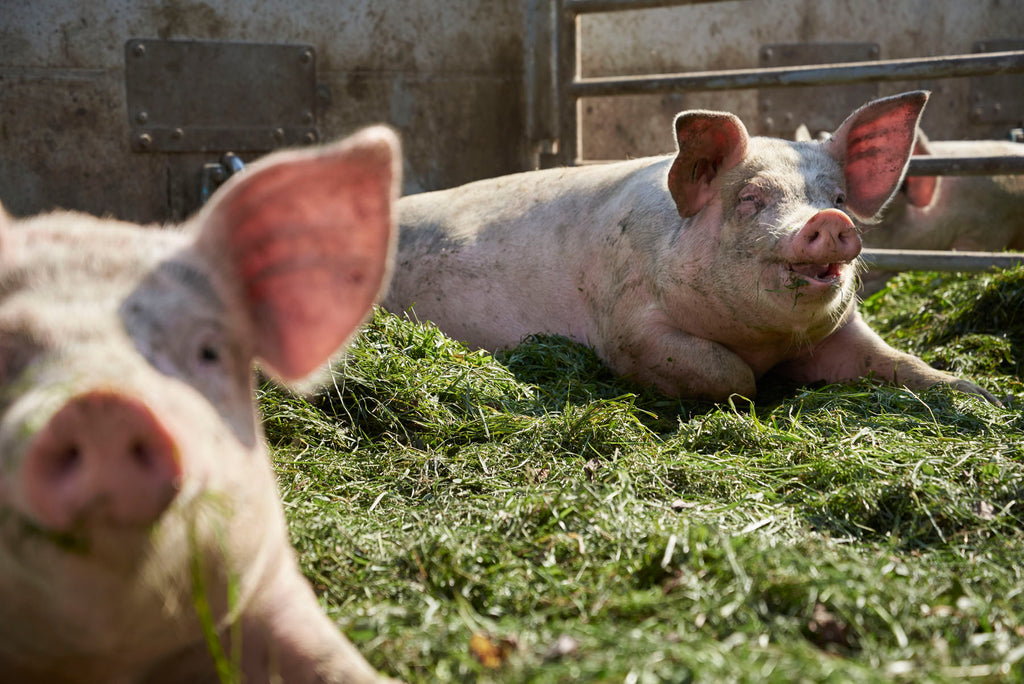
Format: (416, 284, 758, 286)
(264, 266, 1024, 682)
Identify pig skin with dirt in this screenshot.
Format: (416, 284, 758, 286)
(385, 92, 995, 403)
(0, 127, 401, 683)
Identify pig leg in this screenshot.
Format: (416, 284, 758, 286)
(773, 312, 998, 403)
(140, 565, 393, 684)
(235, 568, 395, 684)
(611, 327, 758, 401)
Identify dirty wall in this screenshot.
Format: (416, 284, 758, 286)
(0, 1, 524, 222)
(2, 0, 1022, 223)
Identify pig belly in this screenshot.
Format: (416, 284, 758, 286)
(387, 242, 592, 351)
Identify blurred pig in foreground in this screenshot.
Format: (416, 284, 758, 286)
(0, 127, 400, 683)
(796, 125, 1024, 294)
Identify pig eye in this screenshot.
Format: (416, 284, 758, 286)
(834, 192, 846, 208)
(738, 187, 764, 214)
(191, 328, 227, 371)
(198, 344, 221, 364)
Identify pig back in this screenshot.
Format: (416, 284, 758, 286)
(386, 156, 678, 352)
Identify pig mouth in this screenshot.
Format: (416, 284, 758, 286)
(787, 262, 846, 286)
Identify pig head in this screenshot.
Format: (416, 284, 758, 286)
(386, 91, 995, 403)
(0, 127, 400, 683)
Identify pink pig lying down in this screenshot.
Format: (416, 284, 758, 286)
(0, 128, 400, 683)
(384, 91, 996, 403)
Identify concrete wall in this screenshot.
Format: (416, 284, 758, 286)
(0, 1, 524, 222)
(2, 0, 1021, 223)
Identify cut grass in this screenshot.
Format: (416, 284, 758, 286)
(264, 266, 1024, 682)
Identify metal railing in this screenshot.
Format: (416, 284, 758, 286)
(541, 0, 1024, 272)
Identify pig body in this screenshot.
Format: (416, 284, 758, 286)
(385, 92, 994, 402)
(0, 128, 400, 683)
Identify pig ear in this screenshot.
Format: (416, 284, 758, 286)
(827, 90, 928, 220)
(667, 111, 749, 218)
(902, 130, 938, 208)
(195, 126, 400, 382)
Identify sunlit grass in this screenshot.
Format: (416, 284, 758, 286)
(265, 266, 1024, 682)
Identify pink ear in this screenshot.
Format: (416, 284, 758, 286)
(197, 126, 400, 382)
(902, 131, 938, 208)
(667, 111, 749, 218)
(828, 91, 928, 220)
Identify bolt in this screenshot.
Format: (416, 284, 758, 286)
(171, 128, 184, 141)
(136, 133, 153, 149)
(135, 111, 149, 124)
(132, 42, 146, 58)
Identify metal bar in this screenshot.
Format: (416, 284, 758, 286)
(570, 51, 1024, 97)
(556, 1, 580, 165)
(907, 155, 1024, 176)
(861, 249, 1024, 272)
(563, 0, 738, 13)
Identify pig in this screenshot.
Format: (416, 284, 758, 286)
(0, 127, 401, 683)
(384, 91, 996, 403)
(861, 131, 1024, 294)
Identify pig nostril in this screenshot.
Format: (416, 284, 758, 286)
(130, 440, 149, 466)
(53, 445, 83, 479)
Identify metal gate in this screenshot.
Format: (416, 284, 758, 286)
(525, 0, 1024, 273)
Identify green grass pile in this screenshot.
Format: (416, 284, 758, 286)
(262, 266, 1024, 682)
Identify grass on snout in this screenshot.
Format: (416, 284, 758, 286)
(262, 265, 1024, 682)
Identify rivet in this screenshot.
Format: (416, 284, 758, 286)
(302, 110, 314, 125)
(763, 116, 775, 130)
(300, 49, 314, 65)
(171, 128, 184, 141)
(137, 133, 153, 149)
(303, 131, 318, 144)
(273, 128, 285, 142)
(132, 43, 146, 58)
(762, 48, 773, 62)
(135, 111, 149, 124)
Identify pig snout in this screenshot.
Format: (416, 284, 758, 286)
(23, 391, 182, 531)
(786, 209, 861, 282)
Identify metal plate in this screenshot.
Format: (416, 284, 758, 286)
(125, 39, 318, 152)
(970, 39, 1024, 124)
(757, 43, 880, 137)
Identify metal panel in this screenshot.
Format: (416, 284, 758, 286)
(758, 43, 879, 136)
(970, 39, 1024, 125)
(125, 39, 318, 153)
